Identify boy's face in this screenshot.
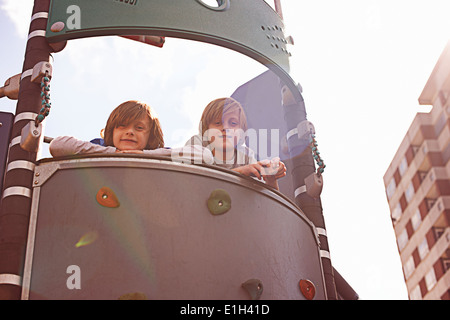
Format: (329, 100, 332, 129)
(113, 116, 151, 151)
(206, 110, 241, 153)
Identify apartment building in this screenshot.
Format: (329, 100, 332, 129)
(383, 42, 450, 300)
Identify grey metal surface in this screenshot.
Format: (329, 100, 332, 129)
(23, 155, 326, 299)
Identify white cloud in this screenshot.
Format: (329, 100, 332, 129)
(0, 0, 33, 38)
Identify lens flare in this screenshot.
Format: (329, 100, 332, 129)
(75, 231, 99, 248)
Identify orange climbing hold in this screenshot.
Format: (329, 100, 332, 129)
(96, 186, 120, 208)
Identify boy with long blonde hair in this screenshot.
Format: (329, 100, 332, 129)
(186, 97, 286, 189)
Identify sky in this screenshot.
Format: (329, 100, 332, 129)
(1, 0, 450, 300)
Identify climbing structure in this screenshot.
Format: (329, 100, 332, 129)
(0, 0, 358, 300)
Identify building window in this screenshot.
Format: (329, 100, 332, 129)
(433, 227, 445, 239)
(411, 208, 422, 231)
(398, 228, 408, 251)
(418, 238, 429, 260)
(442, 258, 450, 273)
(404, 256, 415, 279)
(422, 143, 428, 154)
(419, 171, 428, 182)
(437, 200, 442, 212)
(434, 112, 446, 137)
(425, 269, 437, 291)
(405, 182, 415, 203)
(399, 156, 408, 176)
(426, 198, 436, 210)
(386, 178, 396, 200)
(410, 285, 422, 300)
(391, 202, 402, 222)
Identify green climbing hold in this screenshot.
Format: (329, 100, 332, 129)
(207, 189, 231, 215)
(242, 279, 263, 300)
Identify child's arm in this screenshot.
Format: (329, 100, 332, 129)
(119, 145, 214, 164)
(232, 163, 266, 179)
(232, 159, 286, 190)
(49, 136, 116, 157)
(170, 145, 215, 164)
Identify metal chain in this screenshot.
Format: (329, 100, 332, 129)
(310, 132, 325, 175)
(35, 72, 51, 126)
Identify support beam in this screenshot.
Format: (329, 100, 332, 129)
(0, 0, 52, 300)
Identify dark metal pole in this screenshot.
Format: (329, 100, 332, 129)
(282, 87, 338, 300)
(0, 0, 52, 299)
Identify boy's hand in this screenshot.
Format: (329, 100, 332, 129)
(260, 157, 286, 179)
(232, 162, 266, 179)
(262, 159, 286, 190)
(231, 158, 287, 190)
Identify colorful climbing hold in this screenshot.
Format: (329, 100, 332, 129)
(299, 279, 316, 300)
(207, 189, 231, 215)
(96, 186, 120, 208)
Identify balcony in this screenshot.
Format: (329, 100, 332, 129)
(403, 197, 450, 289)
